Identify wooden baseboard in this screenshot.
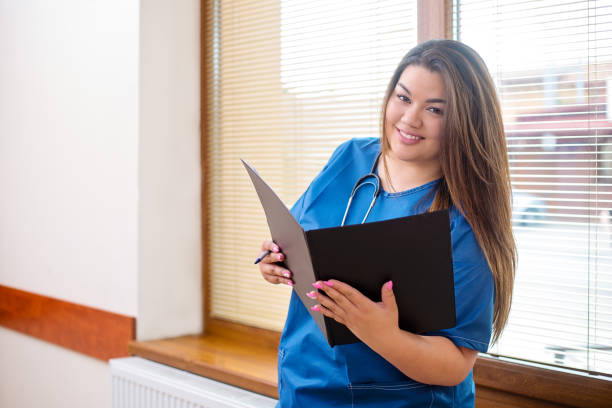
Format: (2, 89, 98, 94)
(0, 284, 135, 360)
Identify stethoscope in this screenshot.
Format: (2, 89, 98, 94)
(340, 152, 382, 226)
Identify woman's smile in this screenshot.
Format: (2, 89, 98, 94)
(396, 126, 424, 145)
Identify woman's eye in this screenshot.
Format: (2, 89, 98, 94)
(428, 107, 443, 115)
(397, 94, 410, 103)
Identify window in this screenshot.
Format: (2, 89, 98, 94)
(455, 0, 612, 375)
(205, 0, 612, 379)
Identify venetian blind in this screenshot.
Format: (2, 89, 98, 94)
(454, 0, 612, 375)
(205, 0, 417, 330)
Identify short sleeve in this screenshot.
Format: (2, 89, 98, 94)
(428, 210, 495, 353)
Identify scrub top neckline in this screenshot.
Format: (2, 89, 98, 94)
(380, 177, 442, 198)
(372, 147, 442, 198)
(374, 163, 442, 198)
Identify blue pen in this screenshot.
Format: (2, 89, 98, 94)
(254, 249, 271, 264)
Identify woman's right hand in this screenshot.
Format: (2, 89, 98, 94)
(258, 240, 293, 286)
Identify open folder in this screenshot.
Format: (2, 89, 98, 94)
(242, 159, 456, 347)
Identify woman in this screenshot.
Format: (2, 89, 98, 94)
(258, 39, 516, 407)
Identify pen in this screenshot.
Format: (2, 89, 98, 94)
(254, 249, 271, 264)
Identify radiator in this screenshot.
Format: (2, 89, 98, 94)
(110, 357, 277, 408)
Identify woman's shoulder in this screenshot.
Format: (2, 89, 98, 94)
(327, 137, 380, 165)
(291, 138, 380, 225)
(315, 137, 379, 181)
(448, 207, 488, 267)
(314, 137, 380, 180)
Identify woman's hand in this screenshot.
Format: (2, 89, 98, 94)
(257, 240, 293, 286)
(309, 279, 478, 386)
(308, 279, 399, 346)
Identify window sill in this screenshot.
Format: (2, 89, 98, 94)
(473, 354, 612, 407)
(128, 320, 280, 398)
(129, 321, 612, 406)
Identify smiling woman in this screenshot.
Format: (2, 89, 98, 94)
(257, 39, 516, 407)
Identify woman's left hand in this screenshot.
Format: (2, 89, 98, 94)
(308, 279, 399, 345)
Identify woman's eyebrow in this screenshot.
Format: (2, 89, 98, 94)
(397, 82, 446, 104)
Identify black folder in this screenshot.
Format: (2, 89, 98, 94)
(242, 159, 456, 347)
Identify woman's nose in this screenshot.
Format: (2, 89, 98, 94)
(400, 107, 422, 128)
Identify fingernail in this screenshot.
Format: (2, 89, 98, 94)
(287, 280, 294, 287)
(278, 253, 284, 261)
(312, 282, 323, 289)
(306, 291, 317, 298)
(273, 246, 279, 252)
(386, 280, 393, 291)
(311, 305, 320, 312)
(323, 280, 334, 287)
(283, 271, 291, 278)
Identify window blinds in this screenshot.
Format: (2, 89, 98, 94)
(205, 0, 417, 331)
(454, 0, 612, 375)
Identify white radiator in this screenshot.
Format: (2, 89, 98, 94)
(110, 357, 277, 408)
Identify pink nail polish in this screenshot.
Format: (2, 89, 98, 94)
(311, 305, 320, 312)
(283, 271, 291, 278)
(386, 280, 393, 290)
(323, 280, 334, 287)
(306, 291, 317, 298)
(312, 282, 323, 289)
(287, 280, 294, 287)
(273, 246, 279, 252)
(278, 254, 284, 261)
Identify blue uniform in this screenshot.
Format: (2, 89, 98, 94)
(277, 137, 494, 407)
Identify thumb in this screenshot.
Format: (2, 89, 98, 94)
(381, 280, 397, 311)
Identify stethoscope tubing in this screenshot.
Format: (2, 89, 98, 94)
(340, 152, 382, 227)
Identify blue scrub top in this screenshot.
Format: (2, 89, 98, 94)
(277, 137, 494, 407)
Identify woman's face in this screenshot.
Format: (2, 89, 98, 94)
(384, 65, 446, 171)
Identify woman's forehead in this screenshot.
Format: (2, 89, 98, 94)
(397, 65, 446, 98)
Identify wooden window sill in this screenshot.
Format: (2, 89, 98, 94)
(128, 320, 280, 399)
(474, 355, 612, 407)
(129, 321, 612, 406)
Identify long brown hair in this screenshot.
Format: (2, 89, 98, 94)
(381, 40, 516, 345)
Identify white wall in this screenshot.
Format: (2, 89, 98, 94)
(0, 0, 201, 406)
(0, 0, 139, 317)
(0, 326, 112, 408)
(138, 0, 202, 341)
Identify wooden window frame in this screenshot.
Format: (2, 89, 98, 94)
(130, 1, 612, 405)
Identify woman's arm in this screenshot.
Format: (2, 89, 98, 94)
(371, 328, 478, 386)
(311, 279, 478, 386)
